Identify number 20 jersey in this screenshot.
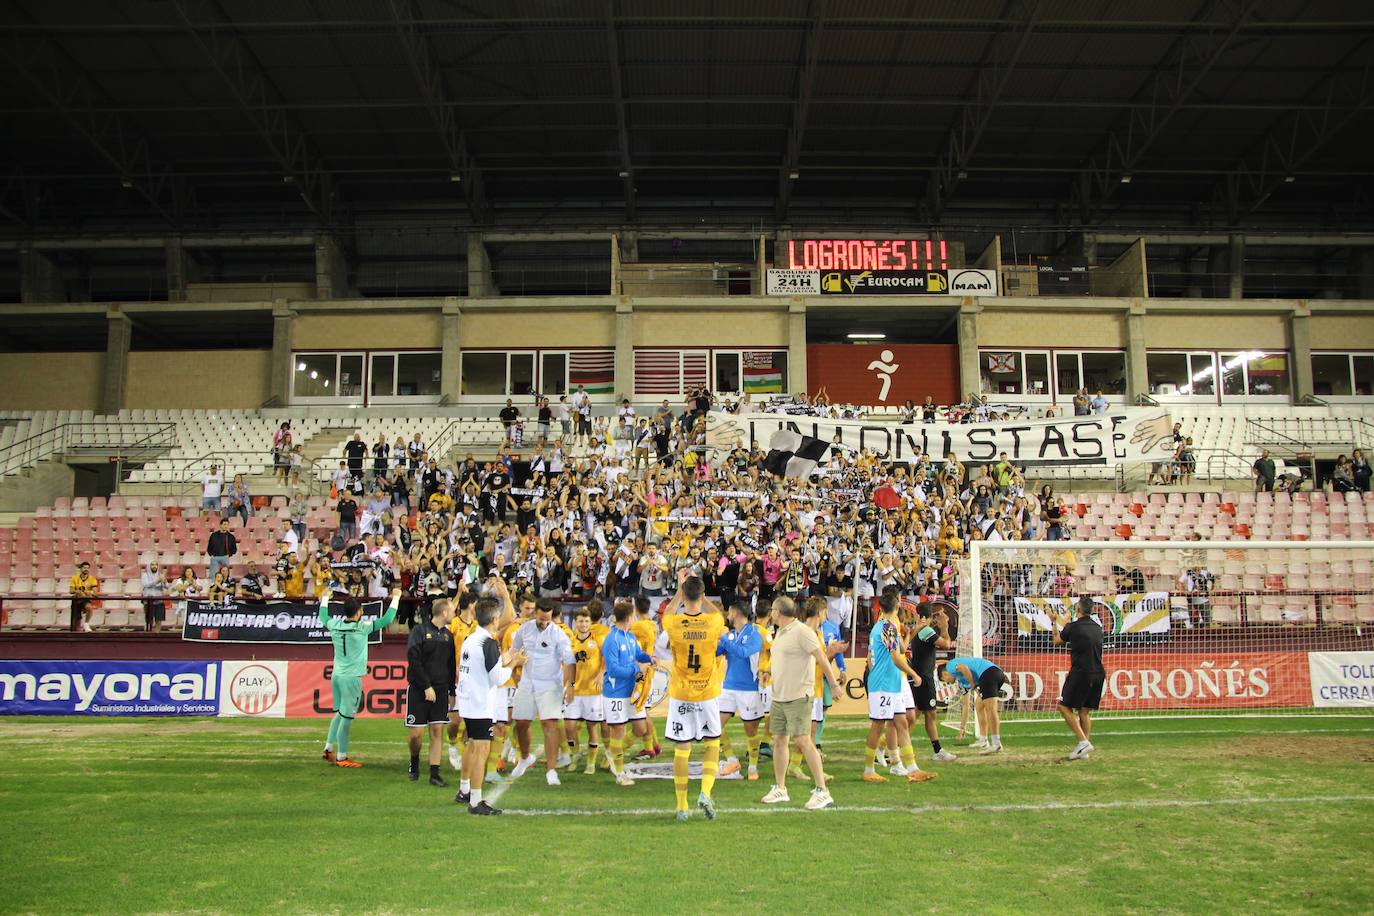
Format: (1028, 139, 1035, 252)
(661, 611, 727, 703)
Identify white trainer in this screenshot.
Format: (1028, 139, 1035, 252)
(889, 763, 909, 776)
(546, 769, 561, 786)
(874, 749, 889, 767)
(511, 754, 536, 778)
(1068, 741, 1094, 760)
(933, 750, 958, 762)
(978, 744, 1003, 756)
(615, 772, 636, 787)
(447, 744, 461, 771)
(804, 788, 834, 811)
(555, 751, 571, 768)
(761, 785, 790, 804)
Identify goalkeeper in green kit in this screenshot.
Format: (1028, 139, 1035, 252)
(320, 587, 400, 768)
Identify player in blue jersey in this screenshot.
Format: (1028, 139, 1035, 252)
(862, 591, 936, 783)
(715, 602, 765, 780)
(941, 655, 1010, 754)
(601, 598, 656, 786)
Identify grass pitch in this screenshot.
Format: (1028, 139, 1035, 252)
(1, 715, 1372, 914)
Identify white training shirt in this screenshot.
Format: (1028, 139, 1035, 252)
(510, 618, 575, 692)
(457, 627, 511, 720)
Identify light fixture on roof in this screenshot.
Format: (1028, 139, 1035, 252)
(309, 370, 318, 379)
(449, 173, 462, 182)
(120, 177, 134, 189)
(618, 170, 630, 179)
(847, 332, 886, 340)
(1119, 173, 1133, 184)
(787, 169, 800, 180)
(956, 169, 968, 180)
(1283, 174, 1296, 184)
(296, 362, 306, 371)
(282, 175, 296, 184)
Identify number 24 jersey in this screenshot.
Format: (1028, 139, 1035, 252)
(659, 611, 727, 703)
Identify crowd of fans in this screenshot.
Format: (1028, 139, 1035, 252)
(66, 393, 1372, 634)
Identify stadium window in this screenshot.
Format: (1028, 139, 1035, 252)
(1080, 352, 1127, 395)
(541, 352, 568, 396)
(509, 352, 536, 397)
(293, 352, 363, 401)
(1149, 352, 1216, 398)
(461, 351, 506, 395)
(1219, 351, 1290, 398)
(1355, 355, 1374, 396)
(395, 352, 441, 397)
(1055, 352, 1081, 397)
(979, 349, 1050, 397)
(1312, 354, 1353, 396)
(714, 351, 741, 394)
(370, 354, 395, 399)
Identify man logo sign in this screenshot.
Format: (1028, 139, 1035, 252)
(949, 268, 998, 295)
(867, 349, 900, 401)
(220, 660, 287, 717)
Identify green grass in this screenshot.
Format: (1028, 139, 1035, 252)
(1, 715, 1373, 914)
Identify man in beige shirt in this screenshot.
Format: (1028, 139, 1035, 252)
(763, 596, 842, 810)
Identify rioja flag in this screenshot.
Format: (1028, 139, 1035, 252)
(764, 429, 830, 478)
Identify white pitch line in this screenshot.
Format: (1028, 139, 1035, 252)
(497, 793, 1374, 818)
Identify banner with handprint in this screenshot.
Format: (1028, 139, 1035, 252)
(705, 410, 1175, 466)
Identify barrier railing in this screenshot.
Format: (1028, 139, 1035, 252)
(0, 422, 178, 476)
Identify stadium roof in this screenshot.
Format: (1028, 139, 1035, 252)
(2, 0, 1373, 235)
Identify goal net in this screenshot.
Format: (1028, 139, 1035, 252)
(958, 540, 1374, 720)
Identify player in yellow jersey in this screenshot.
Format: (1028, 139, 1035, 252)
(628, 595, 662, 760)
(445, 589, 479, 770)
(564, 603, 606, 775)
(655, 570, 728, 821)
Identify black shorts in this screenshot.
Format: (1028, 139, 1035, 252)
(1059, 671, 1105, 710)
(463, 717, 494, 741)
(405, 687, 450, 727)
(911, 675, 937, 712)
(976, 666, 1008, 700)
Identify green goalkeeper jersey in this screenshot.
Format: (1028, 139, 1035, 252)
(320, 595, 398, 679)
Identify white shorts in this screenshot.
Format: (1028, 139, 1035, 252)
(868, 690, 900, 721)
(664, 697, 722, 742)
(513, 684, 564, 722)
(563, 694, 605, 722)
(811, 697, 826, 723)
(718, 688, 764, 722)
(492, 686, 514, 724)
(896, 679, 915, 714)
(758, 685, 773, 714)
(604, 696, 634, 725)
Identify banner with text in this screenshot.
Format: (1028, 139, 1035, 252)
(1307, 651, 1374, 707)
(1015, 593, 1171, 645)
(182, 600, 383, 645)
(985, 651, 1311, 712)
(705, 410, 1176, 466)
(0, 660, 221, 716)
(285, 660, 412, 718)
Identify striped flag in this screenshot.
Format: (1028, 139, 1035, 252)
(743, 351, 784, 393)
(764, 429, 830, 478)
(569, 350, 614, 395)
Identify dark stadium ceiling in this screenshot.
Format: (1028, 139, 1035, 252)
(1, 0, 1373, 236)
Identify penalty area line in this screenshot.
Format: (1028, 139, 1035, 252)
(498, 793, 1374, 818)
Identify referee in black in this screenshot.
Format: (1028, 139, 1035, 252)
(1049, 595, 1105, 760)
(406, 598, 457, 785)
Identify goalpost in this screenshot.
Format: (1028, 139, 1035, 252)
(957, 540, 1374, 722)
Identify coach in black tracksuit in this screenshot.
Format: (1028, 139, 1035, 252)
(406, 602, 456, 785)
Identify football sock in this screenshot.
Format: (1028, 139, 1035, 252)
(429, 764, 440, 780)
(932, 739, 943, 754)
(719, 730, 735, 760)
(409, 754, 420, 771)
(460, 778, 470, 793)
(900, 744, 916, 769)
(609, 738, 624, 774)
(863, 743, 878, 773)
(470, 788, 482, 807)
(326, 714, 341, 749)
(337, 716, 353, 757)
(673, 747, 691, 810)
(813, 716, 827, 747)
(746, 733, 762, 770)
(486, 751, 500, 774)
(701, 739, 720, 797)
(646, 717, 659, 747)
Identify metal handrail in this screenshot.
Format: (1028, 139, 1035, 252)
(145, 450, 328, 498)
(0, 422, 178, 476)
(1244, 417, 1310, 450)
